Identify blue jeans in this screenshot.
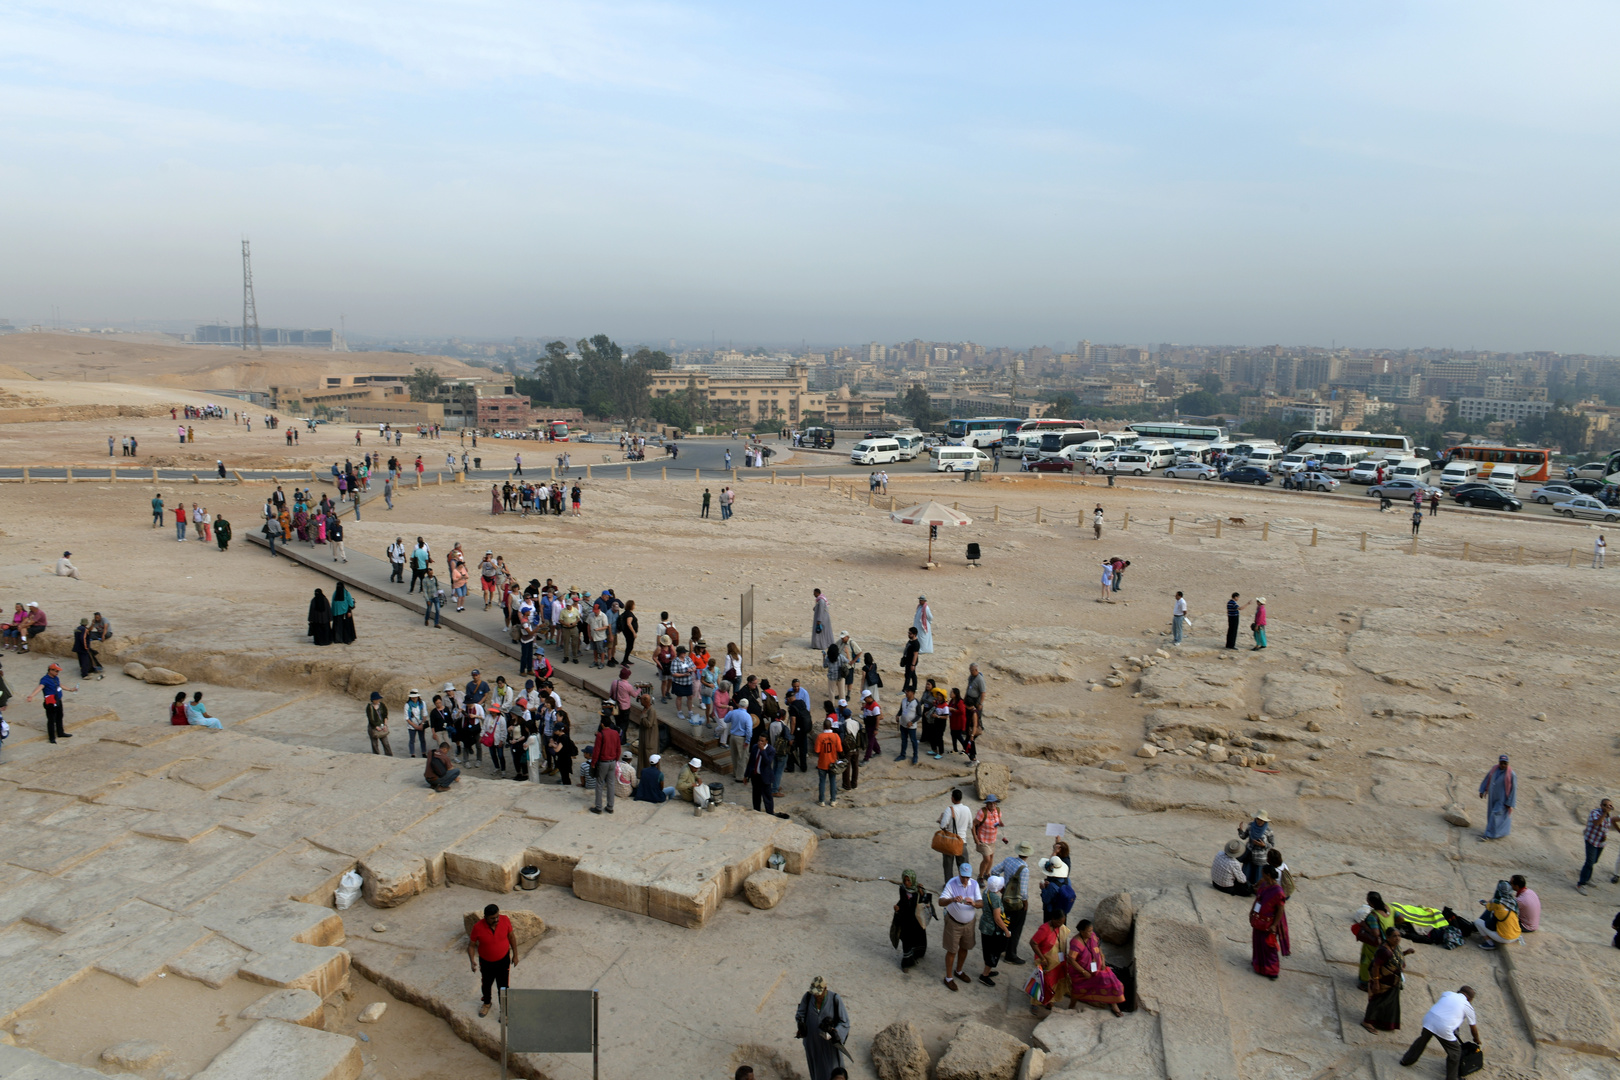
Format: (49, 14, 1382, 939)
(520, 639, 534, 672)
(267, 535, 278, 556)
(1172, 614, 1185, 644)
(818, 768, 839, 802)
(408, 728, 427, 757)
(721, 503, 732, 520)
(1579, 842, 1604, 886)
(424, 597, 442, 626)
(176, 521, 186, 540)
(771, 755, 786, 793)
(897, 727, 918, 762)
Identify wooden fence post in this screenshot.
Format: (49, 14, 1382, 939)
(152, 467, 159, 483)
(1462, 541, 1469, 562)
(1261, 521, 1269, 541)
(1515, 546, 1523, 565)
(694, 467, 700, 483)
(1077, 509, 1082, 527)
(867, 491, 874, 507)
(953, 501, 960, 511)
(771, 470, 777, 484)
(994, 505, 1000, 523)
(1036, 506, 1043, 524)
(1360, 532, 1367, 551)
(626, 465, 632, 480)
(109, 465, 116, 481)
(1310, 527, 1317, 546)
(889, 496, 896, 511)
(1569, 548, 1578, 567)
(1122, 511, 1130, 531)
(799, 472, 805, 487)
(732, 467, 738, 482)
(662, 467, 668, 481)
(1214, 518, 1222, 538)
(828, 475, 834, 490)
(585, 464, 593, 480)
(437, 472, 443, 485)
(65, 466, 73, 483)
(1168, 516, 1175, 535)
(22, 467, 29, 483)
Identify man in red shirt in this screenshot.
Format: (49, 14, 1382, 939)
(589, 721, 621, 815)
(467, 903, 518, 1018)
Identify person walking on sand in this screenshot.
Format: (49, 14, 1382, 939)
(1411, 508, 1423, 537)
(810, 589, 835, 651)
(1171, 591, 1188, 645)
(1596, 534, 1607, 569)
(1093, 505, 1104, 539)
(1250, 596, 1268, 650)
(1478, 754, 1515, 841)
(1576, 798, 1620, 894)
(913, 596, 934, 653)
(467, 903, 518, 1019)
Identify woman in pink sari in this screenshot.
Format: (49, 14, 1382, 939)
(491, 484, 502, 515)
(1065, 919, 1125, 1015)
(1250, 865, 1290, 979)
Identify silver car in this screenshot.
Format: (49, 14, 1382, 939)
(1367, 479, 1440, 500)
(1530, 482, 1580, 504)
(1292, 470, 1340, 492)
(1163, 462, 1218, 480)
(1553, 495, 1620, 522)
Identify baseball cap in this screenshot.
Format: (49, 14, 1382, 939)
(957, 863, 972, 876)
(649, 754, 661, 765)
(861, 689, 872, 699)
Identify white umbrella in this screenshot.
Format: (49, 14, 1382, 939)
(889, 501, 972, 565)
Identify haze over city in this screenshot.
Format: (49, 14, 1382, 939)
(4, 2, 1619, 351)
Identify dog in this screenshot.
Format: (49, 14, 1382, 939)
(1228, 516, 1247, 526)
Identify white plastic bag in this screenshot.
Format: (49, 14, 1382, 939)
(335, 869, 363, 910)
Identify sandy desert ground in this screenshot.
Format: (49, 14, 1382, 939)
(1, 349, 1618, 1079)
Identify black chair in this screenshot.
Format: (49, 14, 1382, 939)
(966, 542, 981, 567)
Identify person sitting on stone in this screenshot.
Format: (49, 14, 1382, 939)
(1212, 839, 1253, 896)
(184, 691, 223, 730)
(425, 742, 461, 791)
(633, 753, 676, 802)
(677, 756, 716, 814)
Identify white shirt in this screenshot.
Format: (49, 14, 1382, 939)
(1173, 597, 1187, 617)
(940, 875, 982, 923)
(940, 803, 972, 841)
(1597, 538, 1607, 554)
(1421, 992, 1477, 1041)
(898, 697, 921, 728)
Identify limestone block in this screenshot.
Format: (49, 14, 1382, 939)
(169, 758, 261, 792)
(523, 814, 626, 889)
(644, 849, 724, 929)
(122, 663, 149, 680)
(461, 910, 546, 951)
(770, 822, 818, 875)
(935, 1021, 1027, 1080)
(442, 815, 538, 894)
(192, 1020, 361, 1080)
(1504, 932, 1620, 1056)
(1092, 891, 1134, 946)
(102, 1040, 172, 1070)
(193, 897, 344, 953)
(1099, 760, 1128, 773)
(240, 989, 325, 1028)
(743, 868, 789, 909)
(142, 668, 188, 686)
(357, 851, 428, 909)
(0, 1044, 110, 1080)
(96, 916, 214, 986)
(572, 853, 676, 918)
(1442, 805, 1472, 828)
(1260, 672, 1341, 718)
(1016, 1047, 1045, 1080)
(240, 944, 350, 1000)
(974, 762, 1010, 801)
(169, 935, 250, 989)
(870, 1020, 930, 1080)
(356, 1003, 386, 1024)
(1135, 744, 1158, 759)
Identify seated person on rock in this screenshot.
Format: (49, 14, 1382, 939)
(1212, 839, 1253, 896)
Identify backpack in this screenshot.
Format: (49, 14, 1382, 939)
(838, 721, 859, 754)
(770, 720, 790, 758)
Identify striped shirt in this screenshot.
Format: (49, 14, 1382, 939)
(973, 805, 1001, 845)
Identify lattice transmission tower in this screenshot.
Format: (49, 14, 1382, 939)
(241, 239, 262, 351)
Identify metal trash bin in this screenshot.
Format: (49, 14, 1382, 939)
(519, 865, 540, 891)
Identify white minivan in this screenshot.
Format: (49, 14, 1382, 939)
(892, 433, 924, 461)
(1137, 442, 1177, 469)
(1245, 447, 1287, 472)
(934, 447, 991, 472)
(1438, 460, 1481, 490)
(1097, 451, 1154, 475)
(850, 438, 901, 465)
(1488, 462, 1519, 494)
(1390, 458, 1433, 486)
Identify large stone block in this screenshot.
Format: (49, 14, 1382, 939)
(1092, 891, 1134, 946)
(975, 762, 1011, 801)
(524, 814, 628, 888)
(192, 1020, 361, 1080)
(461, 909, 546, 952)
(357, 850, 429, 909)
(871, 1020, 930, 1080)
(169, 934, 250, 989)
(645, 849, 724, 929)
(0, 1043, 110, 1080)
(443, 815, 537, 894)
(240, 943, 350, 1000)
(742, 868, 789, 909)
(96, 916, 214, 986)
(101, 1039, 172, 1070)
(771, 822, 818, 875)
(572, 853, 676, 918)
(935, 1021, 1027, 1080)
(240, 988, 325, 1028)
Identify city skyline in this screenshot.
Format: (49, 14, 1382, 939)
(3, 2, 1618, 352)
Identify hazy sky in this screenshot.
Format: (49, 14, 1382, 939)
(4, 2, 1618, 351)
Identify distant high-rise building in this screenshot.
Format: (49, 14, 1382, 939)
(867, 342, 886, 364)
(934, 346, 950, 366)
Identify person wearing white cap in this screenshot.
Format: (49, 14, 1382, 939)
(937, 862, 982, 991)
(678, 756, 716, 813)
(633, 753, 675, 802)
(404, 689, 428, 758)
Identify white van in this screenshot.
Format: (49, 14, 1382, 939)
(850, 438, 901, 465)
(934, 447, 991, 472)
(1245, 447, 1287, 472)
(1104, 431, 1140, 450)
(1064, 437, 1116, 464)
(1320, 447, 1371, 478)
(1276, 452, 1310, 475)
(1438, 460, 1480, 490)
(1391, 458, 1433, 485)
(1137, 442, 1177, 469)
(1488, 462, 1519, 494)
(1099, 451, 1154, 475)
(892, 433, 923, 461)
(1004, 433, 1041, 458)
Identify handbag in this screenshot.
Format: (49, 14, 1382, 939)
(931, 829, 965, 857)
(480, 729, 495, 747)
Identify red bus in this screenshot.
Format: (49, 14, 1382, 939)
(1442, 444, 1551, 483)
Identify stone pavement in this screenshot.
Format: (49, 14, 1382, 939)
(244, 508, 737, 774)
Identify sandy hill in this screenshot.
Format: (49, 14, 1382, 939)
(0, 332, 490, 392)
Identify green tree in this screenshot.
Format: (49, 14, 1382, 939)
(1175, 390, 1222, 416)
(1198, 372, 1223, 394)
(899, 385, 940, 427)
(406, 366, 443, 402)
(1046, 392, 1081, 419)
(1519, 407, 1591, 452)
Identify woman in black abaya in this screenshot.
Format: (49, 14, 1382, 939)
(308, 589, 333, 646)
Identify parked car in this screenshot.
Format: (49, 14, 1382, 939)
(1552, 495, 1620, 521)
(1163, 462, 1219, 481)
(1366, 479, 1439, 500)
(1027, 458, 1074, 473)
(1291, 470, 1340, 492)
(1448, 481, 1496, 498)
(1530, 482, 1582, 504)
(1567, 462, 1610, 480)
(576, 432, 594, 442)
(1452, 487, 1522, 511)
(1220, 465, 1274, 485)
(1348, 462, 1381, 484)
(1567, 477, 1610, 497)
